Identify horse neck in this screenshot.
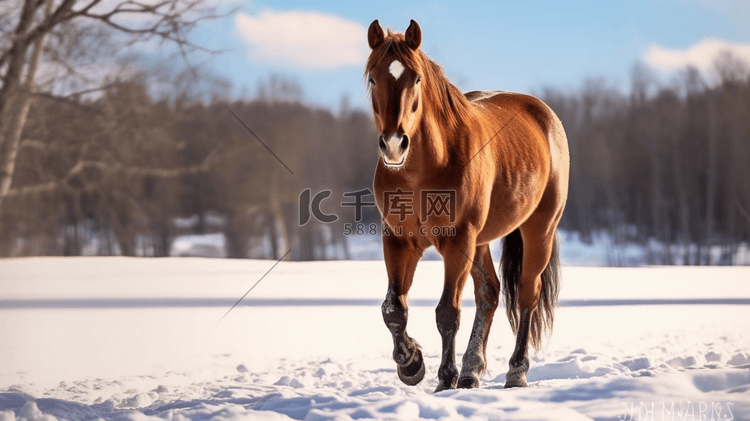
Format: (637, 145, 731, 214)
(411, 91, 475, 173)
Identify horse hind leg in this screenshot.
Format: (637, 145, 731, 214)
(457, 243, 500, 389)
(503, 227, 560, 388)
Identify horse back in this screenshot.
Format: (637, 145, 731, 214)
(465, 90, 554, 137)
(466, 90, 570, 237)
(466, 90, 569, 179)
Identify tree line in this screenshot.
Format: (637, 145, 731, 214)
(542, 54, 750, 264)
(1, 75, 378, 259)
(2, 0, 749, 264)
(3, 55, 749, 264)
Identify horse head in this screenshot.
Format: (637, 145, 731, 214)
(366, 19, 425, 169)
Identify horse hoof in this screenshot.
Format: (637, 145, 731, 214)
(434, 377, 458, 393)
(457, 376, 479, 389)
(503, 376, 528, 388)
(397, 349, 425, 386)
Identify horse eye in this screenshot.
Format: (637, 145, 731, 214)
(369, 77, 376, 86)
(416, 76, 422, 85)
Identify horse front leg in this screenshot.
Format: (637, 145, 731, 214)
(458, 243, 500, 389)
(382, 234, 425, 386)
(434, 234, 476, 392)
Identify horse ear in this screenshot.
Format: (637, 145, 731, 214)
(404, 19, 421, 50)
(368, 20, 385, 49)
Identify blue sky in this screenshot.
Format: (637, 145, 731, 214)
(181, 0, 750, 111)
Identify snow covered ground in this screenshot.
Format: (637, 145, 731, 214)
(1, 257, 749, 420)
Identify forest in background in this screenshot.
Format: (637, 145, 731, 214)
(3, 58, 750, 264)
(1, 74, 377, 261)
(1, 1, 749, 265)
(542, 56, 750, 265)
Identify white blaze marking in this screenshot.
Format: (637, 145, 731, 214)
(389, 60, 405, 80)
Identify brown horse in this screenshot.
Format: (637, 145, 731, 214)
(366, 20, 569, 391)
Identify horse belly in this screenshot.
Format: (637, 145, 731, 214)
(475, 172, 547, 245)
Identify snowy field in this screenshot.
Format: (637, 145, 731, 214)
(1, 257, 750, 420)
(167, 230, 750, 266)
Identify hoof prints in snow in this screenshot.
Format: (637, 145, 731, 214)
(2, 350, 750, 421)
(1, 259, 750, 420)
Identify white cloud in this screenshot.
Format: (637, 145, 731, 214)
(235, 10, 369, 70)
(644, 38, 750, 73)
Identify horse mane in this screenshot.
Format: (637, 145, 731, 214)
(365, 29, 474, 133)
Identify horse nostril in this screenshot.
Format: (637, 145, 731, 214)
(400, 135, 409, 152)
(379, 136, 387, 152)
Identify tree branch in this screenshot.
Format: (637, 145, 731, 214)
(737, 197, 750, 227)
(2, 0, 225, 72)
(20, 139, 46, 150)
(4, 143, 253, 199)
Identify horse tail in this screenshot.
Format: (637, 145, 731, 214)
(501, 229, 561, 351)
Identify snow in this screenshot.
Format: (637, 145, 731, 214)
(325, 230, 750, 266)
(170, 233, 226, 258)
(558, 230, 750, 266)
(1, 257, 750, 420)
(50, 224, 750, 266)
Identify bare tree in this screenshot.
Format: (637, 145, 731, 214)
(0, 0, 222, 218)
(540, 53, 750, 266)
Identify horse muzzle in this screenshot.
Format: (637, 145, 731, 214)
(379, 133, 409, 168)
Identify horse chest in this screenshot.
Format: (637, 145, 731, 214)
(374, 179, 465, 247)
